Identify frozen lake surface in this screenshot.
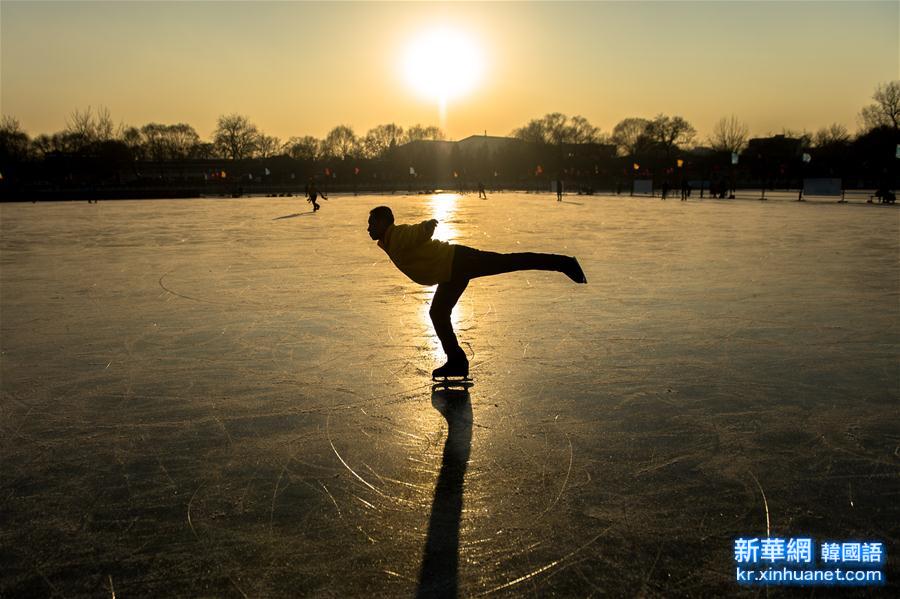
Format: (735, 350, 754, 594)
(1, 192, 898, 596)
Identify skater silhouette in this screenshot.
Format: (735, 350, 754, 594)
(556, 176, 563, 201)
(305, 179, 325, 211)
(367, 206, 587, 380)
(477, 182, 487, 199)
(680, 178, 690, 201)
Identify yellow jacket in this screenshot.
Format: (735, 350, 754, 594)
(378, 222, 456, 285)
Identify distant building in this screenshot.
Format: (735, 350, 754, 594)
(389, 134, 619, 187)
(745, 135, 806, 160)
(456, 134, 525, 157)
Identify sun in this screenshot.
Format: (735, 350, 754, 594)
(403, 27, 484, 115)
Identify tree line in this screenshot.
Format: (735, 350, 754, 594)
(0, 110, 446, 163)
(0, 81, 896, 195)
(511, 79, 897, 157)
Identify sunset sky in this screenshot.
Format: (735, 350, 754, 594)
(1, 1, 897, 142)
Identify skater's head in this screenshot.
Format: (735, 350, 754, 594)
(367, 206, 394, 241)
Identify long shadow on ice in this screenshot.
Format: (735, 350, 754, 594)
(273, 211, 315, 220)
(416, 387, 472, 599)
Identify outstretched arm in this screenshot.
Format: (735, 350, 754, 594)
(415, 219, 438, 244)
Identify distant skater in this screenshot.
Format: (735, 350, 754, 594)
(367, 206, 587, 380)
(305, 180, 326, 212)
(556, 177, 563, 202)
(477, 182, 487, 199)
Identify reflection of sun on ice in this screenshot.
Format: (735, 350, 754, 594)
(404, 27, 484, 121)
(420, 193, 464, 362)
(429, 192, 460, 241)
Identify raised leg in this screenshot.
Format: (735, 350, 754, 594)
(453, 246, 586, 283)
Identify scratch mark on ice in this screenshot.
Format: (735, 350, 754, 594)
(477, 526, 611, 596)
(749, 470, 770, 538)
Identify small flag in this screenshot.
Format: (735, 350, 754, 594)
(802, 153, 811, 163)
(895, 144, 899, 159)
(221, 170, 227, 178)
(633, 163, 640, 171)
(264, 168, 270, 176)
(324, 167, 332, 176)
(535, 165, 543, 175)
(676, 159, 684, 168)
(731, 152, 739, 165)
(354, 167, 360, 175)
(453, 171, 458, 178)
(409, 166, 416, 175)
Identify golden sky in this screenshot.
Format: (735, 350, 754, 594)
(1, 1, 897, 142)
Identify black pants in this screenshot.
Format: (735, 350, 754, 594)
(429, 245, 567, 358)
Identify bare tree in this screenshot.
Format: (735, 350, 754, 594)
(646, 114, 696, 156)
(568, 115, 602, 144)
(189, 142, 216, 160)
(859, 80, 900, 131)
(213, 114, 259, 160)
(256, 134, 282, 159)
(140, 123, 200, 160)
(1, 115, 23, 134)
(34, 132, 78, 155)
(362, 123, 404, 158)
(0, 115, 30, 160)
(813, 123, 850, 147)
(65, 107, 97, 151)
(286, 136, 322, 161)
(167, 124, 200, 158)
(30, 134, 54, 158)
(511, 113, 602, 145)
(423, 125, 445, 141)
(323, 125, 358, 159)
(541, 113, 570, 145)
(511, 119, 547, 144)
(120, 126, 144, 159)
(404, 124, 445, 143)
(708, 115, 749, 154)
(611, 118, 650, 156)
(95, 106, 115, 142)
(140, 123, 168, 161)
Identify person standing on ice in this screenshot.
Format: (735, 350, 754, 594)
(367, 206, 587, 380)
(305, 179, 325, 212)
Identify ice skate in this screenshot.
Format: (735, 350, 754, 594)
(431, 352, 470, 383)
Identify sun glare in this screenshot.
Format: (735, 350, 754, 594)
(404, 27, 484, 118)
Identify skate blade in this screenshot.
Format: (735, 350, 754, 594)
(431, 377, 474, 389)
